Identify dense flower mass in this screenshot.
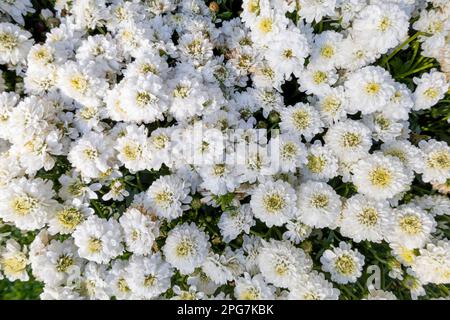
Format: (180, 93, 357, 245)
(0, 0, 449, 300)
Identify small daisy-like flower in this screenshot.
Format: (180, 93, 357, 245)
(320, 242, 365, 284)
(387, 204, 436, 249)
(419, 139, 450, 184)
(287, 271, 340, 300)
(145, 175, 192, 220)
(0, 239, 29, 282)
(119, 207, 160, 256)
(282, 220, 312, 245)
(339, 194, 392, 243)
(250, 180, 297, 227)
(48, 200, 94, 235)
(162, 223, 210, 275)
(324, 120, 372, 162)
(234, 273, 275, 300)
(296, 180, 341, 228)
(279, 103, 324, 142)
(303, 141, 339, 181)
(0, 177, 58, 231)
(411, 240, 450, 285)
(218, 204, 255, 243)
(125, 253, 173, 299)
(257, 239, 312, 288)
(0, 22, 33, 65)
(413, 70, 449, 111)
(351, 154, 413, 200)
(72, 215, 124, 264)
(344, 66, 396, 114)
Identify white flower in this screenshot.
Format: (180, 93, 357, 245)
(282, 220, 312, 244)
(119, 207, 160, 256)
(163, 222, 210, 275)
(287, 271, 340, 300)
(105, 260, 133, 300)
(145, 174, 192, 220)
(296, 180, 341, 228)
(57, 61, 107, 106)
(351, 154, 413, 200)
(0, 177, 57, 231)
(0, 0, 35, 25)
(257, 239, 312, 288)
(324, 120, 372, 162)
(320, 242, 365, 284)
(125, 253, 173, 299)
(48, 200, 94, 235)
(202, 247, 245, 285)
(218, 204, 255, 243)
(351, 3, 409, 54)
(413, 70, 449, 111)
(381, 140, 424, 174)
(411, 240, 450, 285)
(279, 103, 324, 142)
(419, 139, 450, 184)
(339, 194, 392, 243)
(32, 239, 82, 287)
(0, 22, 33, 65)
(344, 66, 396, 114)
(364, 289, 397, 300)
(68, 131, 116, 179)
(73, 215, 124, 264)
(250, 180, 297, 227)
(0, 239, 29, 281)
(304, 141, 339, 181)
(387, 204, 436, 249)
(299, 0, 337, 23)
(234, 273, 275, 300)
(310, 31, 343, 70)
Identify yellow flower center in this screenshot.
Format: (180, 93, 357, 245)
(357, 207, 379, 227)
(369, 167, 392, 187)
(0, 32, 18, 50)
(241, 287, 261, 300)
(342, 132, 362, 148)
(313, 71, 327, 84)
(320, 45, 335, 58)
(11, 196, 37, 215)
(122, 144, 140, 161)
(310, 194, 329, 208)
(307, 154, 326, 173)
(335, 254, 356, 275)
(399, 215, 422, 235)
(322, 96, 341, 115)
(173, 85, 190, 98)
(175, 239, 194, 257)
(117, 278, 130, 292)
(292, 109, 311, 130)
(379, 17, 391, 32)
(423, 87, 439, 99)
(57, 207, 84, 230)
(136, 91, 157, 105)
(144, 274, 157, 287)
(365, 82, 381, 95)
(263, 193, 286, 213)
(83, 148, 98, 160)
(56, 254, 74, 272)
(87, 238, 103, 253)
(258, 18, 273, 34)
(69, 75, 88, 93)
(427, 151, 450, 169)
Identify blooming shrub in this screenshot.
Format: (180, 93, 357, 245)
(0, 0, 449, 300)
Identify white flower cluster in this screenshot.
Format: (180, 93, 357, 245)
(0, 0, 449, 300)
